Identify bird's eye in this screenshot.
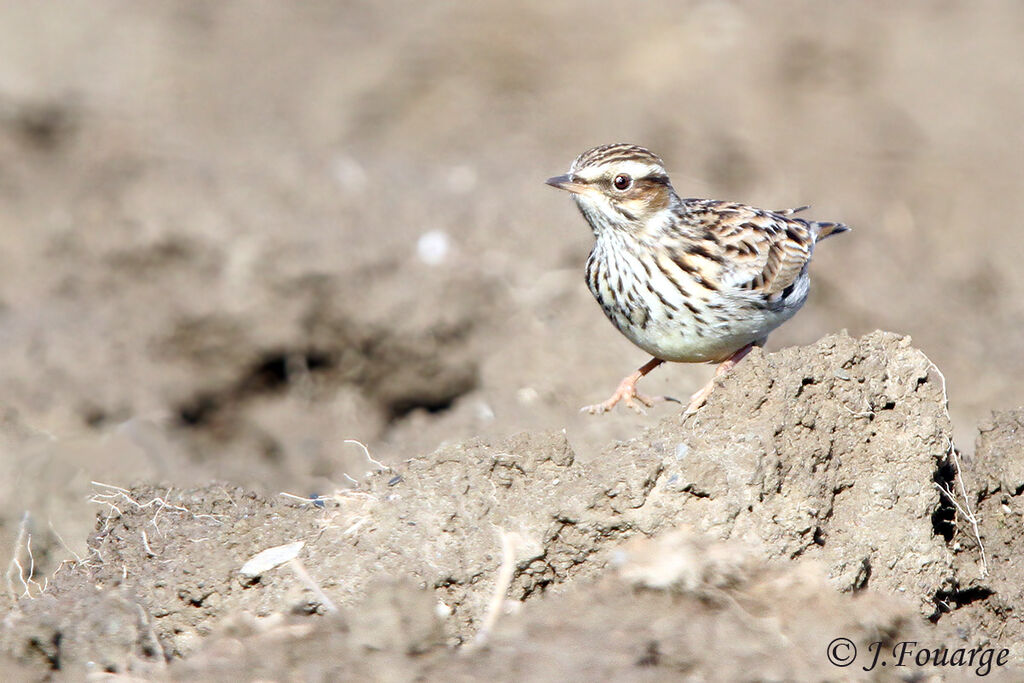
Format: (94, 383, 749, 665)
(612, 174, 632, 191)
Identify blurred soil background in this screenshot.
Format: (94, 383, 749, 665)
(0, 1, 1022, 679)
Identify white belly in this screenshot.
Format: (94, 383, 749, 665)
(621, 301, 789, 363)
(588, 242, 810, 363)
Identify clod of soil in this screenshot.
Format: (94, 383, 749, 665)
(3, 331, 1018, 680)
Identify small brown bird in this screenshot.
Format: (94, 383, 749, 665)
(547, 143, 849, 415)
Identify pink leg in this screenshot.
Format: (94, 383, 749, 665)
(684, 343, 756, 415)
(582, 357, 665, 415)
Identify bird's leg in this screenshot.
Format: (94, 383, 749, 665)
(582, 357, 665, 415)
(684, 343, 756, 415)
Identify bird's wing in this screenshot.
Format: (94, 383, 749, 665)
(678, 200, 816, 298)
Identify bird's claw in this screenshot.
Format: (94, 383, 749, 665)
(582, 384, 661, 415)
(682, 382, 715, 416)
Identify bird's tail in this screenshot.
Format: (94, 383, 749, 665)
(812, 220, 850, 242)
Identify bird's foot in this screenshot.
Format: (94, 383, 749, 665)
(683, 380, 715, 415)
(582, 375, 667, 415)
(683, 343, 756, 416)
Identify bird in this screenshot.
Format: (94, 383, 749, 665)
(546, 143, 849, 416)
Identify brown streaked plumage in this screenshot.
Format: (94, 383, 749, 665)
(546, 143, 849, 415)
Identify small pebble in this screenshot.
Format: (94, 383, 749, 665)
(417, 230, 450, 265)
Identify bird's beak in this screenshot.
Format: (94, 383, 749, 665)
(545, 173, 589, 194)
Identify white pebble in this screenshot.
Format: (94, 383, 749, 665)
(239, 541, 305, 578)
(417, 230, 451, 265)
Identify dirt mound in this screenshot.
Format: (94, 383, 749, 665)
(941, 408, 1024, 663)
(3, 332, 1017, 679)
(169, 533, 921, 682)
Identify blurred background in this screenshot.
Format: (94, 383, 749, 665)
(0, 1, 1022, 557)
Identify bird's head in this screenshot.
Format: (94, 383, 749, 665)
(546, 143, 677, 236)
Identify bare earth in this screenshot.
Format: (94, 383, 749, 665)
(1, 2, 1022, 680)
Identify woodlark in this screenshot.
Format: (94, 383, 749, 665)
(547, 143, 849, 415)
